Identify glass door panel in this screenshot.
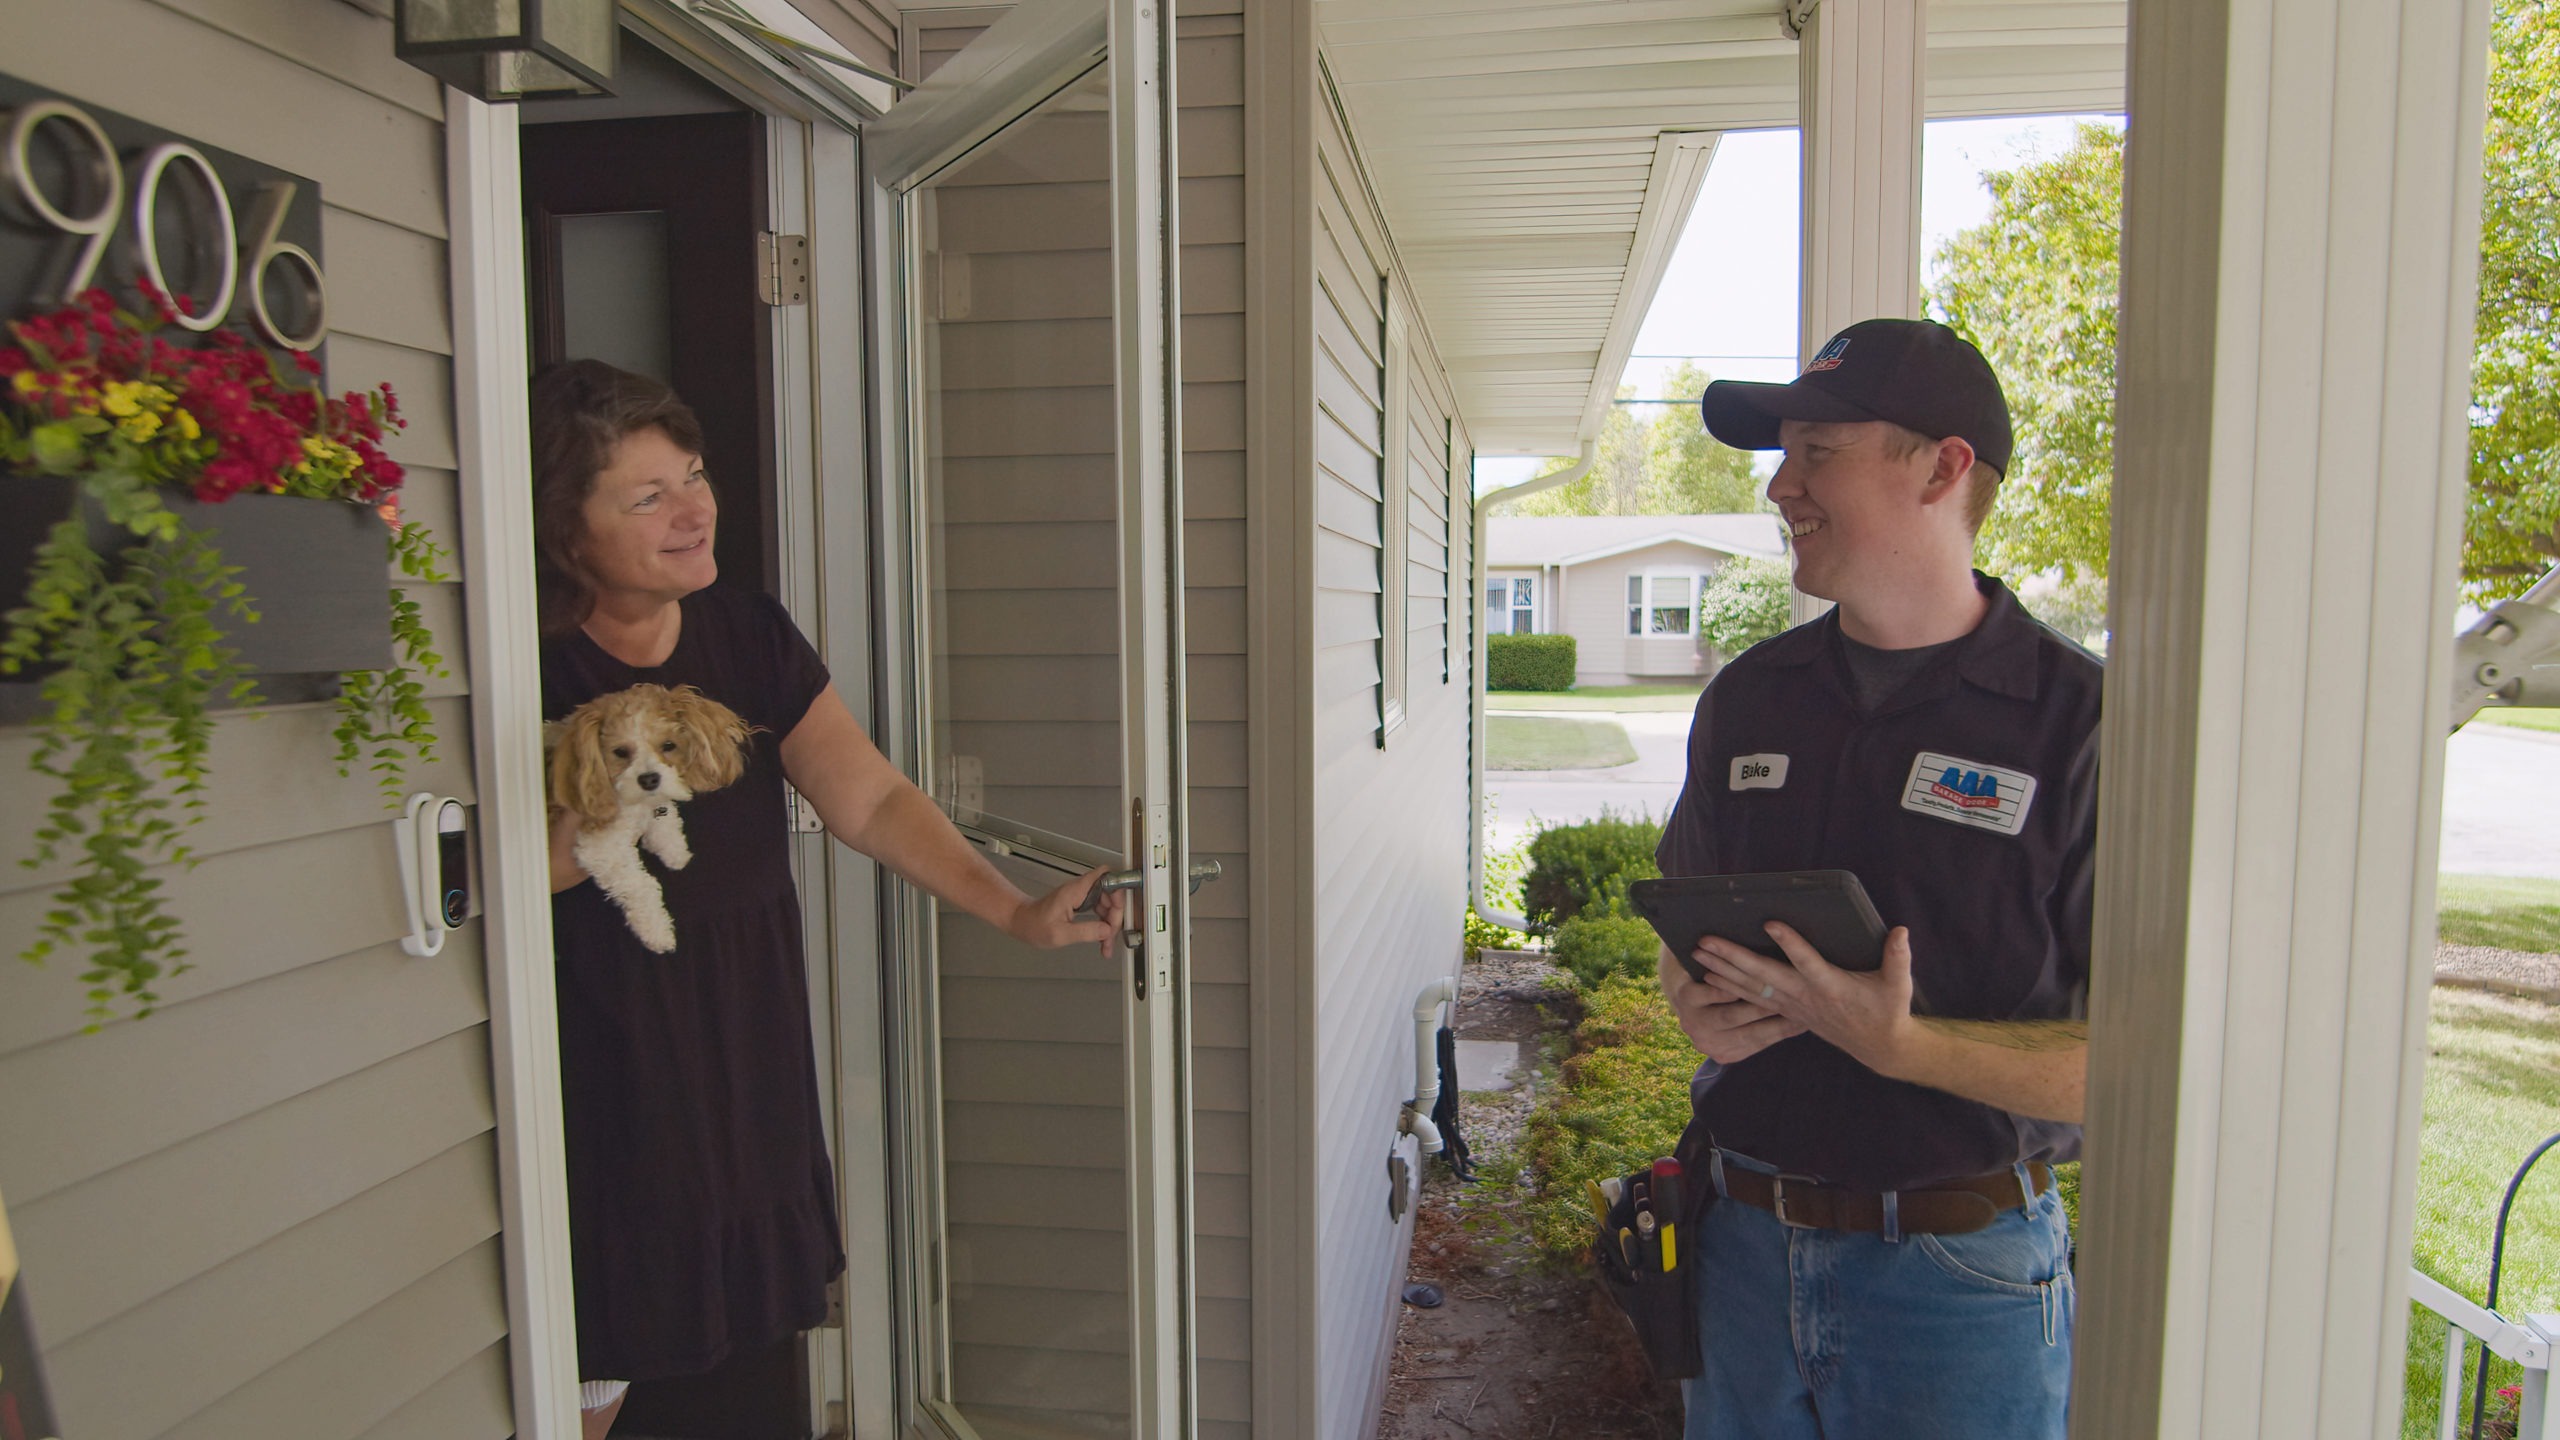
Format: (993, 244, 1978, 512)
(910, 63, 1140, 1440)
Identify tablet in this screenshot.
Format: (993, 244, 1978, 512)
(1627, 871, 1888, 982)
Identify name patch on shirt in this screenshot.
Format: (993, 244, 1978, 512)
(1900, 751, 2036, 835)
(1728, 753, 1790, 791)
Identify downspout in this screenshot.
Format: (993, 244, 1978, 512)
(1469, 443, 1597, 931)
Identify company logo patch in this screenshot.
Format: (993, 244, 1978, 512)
(1728, 753, 1789, 791)
(1804, 336, 1852, 373)
(1900, 751, 2036, 835)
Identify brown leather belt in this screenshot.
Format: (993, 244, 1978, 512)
(1717, 1161, 2052, 1237)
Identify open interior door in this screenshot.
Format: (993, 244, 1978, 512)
(868, 3, 1195, 1436)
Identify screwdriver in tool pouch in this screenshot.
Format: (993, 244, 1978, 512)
(1652, 1157, 1684, 1272)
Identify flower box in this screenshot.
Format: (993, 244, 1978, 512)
(0, 474, 394, 722)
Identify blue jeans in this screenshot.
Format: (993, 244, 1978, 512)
(1683, 1155, 2075, 1439)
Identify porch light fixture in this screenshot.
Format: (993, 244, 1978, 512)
(393, 0, 618, 101)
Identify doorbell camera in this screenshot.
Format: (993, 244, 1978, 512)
(436, 801, 471, 929)
(396, 793, 473, 957)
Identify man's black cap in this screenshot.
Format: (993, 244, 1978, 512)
(1699, 318, 2013, 475)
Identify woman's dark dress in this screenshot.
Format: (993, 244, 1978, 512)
(542, 581, 845, 1382)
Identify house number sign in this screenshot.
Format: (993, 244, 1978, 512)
(0, 73, 328, 352)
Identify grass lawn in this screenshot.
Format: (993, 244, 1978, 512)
(1490, 683, 1703, 713)
(2438, 873, 2560, 953)
(1487, 715, 1638, 770)
(2403, 987, 2560, 1438)
(2470, 707, 2560, 734)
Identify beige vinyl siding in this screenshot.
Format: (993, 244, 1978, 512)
(1559, 541, 1724, 686)
(1173, 11, 1257, 1436)
(921, 18, 1253, 1429)
(783, 0, 899, 73)
(1307, 71, 1474, 1440)
(899, 6, 1012, 84)
(0, 3, 499, 1438)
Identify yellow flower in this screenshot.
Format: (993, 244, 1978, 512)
(117, 411, 163, 443)
(9, 370, 44, 396)
(99, 381, 144, 417)
(172, 408, 201, 441)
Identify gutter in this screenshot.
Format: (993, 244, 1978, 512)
(1468, 443, 1596, 931)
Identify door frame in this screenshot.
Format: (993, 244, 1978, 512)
(445, 3, 889, 1433)
(862, 1, 1198, 1433)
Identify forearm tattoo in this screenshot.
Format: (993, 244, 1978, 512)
(1916, 1017, 2090, 1052)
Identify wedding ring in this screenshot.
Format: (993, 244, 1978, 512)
(1759, 982, 1775, 1000)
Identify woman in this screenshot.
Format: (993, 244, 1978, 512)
(533, 360, 1117, 1439)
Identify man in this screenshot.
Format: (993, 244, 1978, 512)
(1659, 317, 2100, 1438)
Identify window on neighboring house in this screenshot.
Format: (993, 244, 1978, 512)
(1485, 577, 1535, 634)
(1628, 572, 1701, 636)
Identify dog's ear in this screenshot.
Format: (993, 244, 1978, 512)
(667, 685, 752, 793)
(548, 704, 620, 827)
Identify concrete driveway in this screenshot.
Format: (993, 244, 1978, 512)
(1489, 710, 2560, 881)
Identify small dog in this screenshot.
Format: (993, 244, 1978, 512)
(546, 683, 752, 953)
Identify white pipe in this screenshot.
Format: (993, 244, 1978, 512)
(1469, 443, 1597, 932)
(1401, 974, 1459, 1154)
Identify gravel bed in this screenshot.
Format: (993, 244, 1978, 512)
(1447, 949, 1579, 1165)
(2436, 943, 2560, 1000)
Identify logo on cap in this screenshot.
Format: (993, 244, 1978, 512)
(1804, 336, 1852, 373)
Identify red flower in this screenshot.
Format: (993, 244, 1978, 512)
(4, 292, 408, 507)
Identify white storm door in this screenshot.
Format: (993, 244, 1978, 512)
(869, 2, 1194, 1437)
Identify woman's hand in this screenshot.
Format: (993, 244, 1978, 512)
(1007, 867, 1126, 957)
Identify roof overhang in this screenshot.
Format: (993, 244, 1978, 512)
(1315, 1, 2128, 456)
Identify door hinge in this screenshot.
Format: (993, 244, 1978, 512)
(758, 231, 809, 306)
(785, 783, 826, 833)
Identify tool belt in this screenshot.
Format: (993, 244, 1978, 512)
(1591, 1161, 1703, 1380)
(1716, 1158, 2053, 1237)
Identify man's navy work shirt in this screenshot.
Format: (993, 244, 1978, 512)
(1656, 573, 2102, 1192)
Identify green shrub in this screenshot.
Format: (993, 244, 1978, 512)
(1510, 973, 1701, 1260)
(1465, 906, 1529, 958)
(1551, 912, 1664, 990)
(1489, 632, 1577, 691)
(1521, 812, 1662, 931)
(1697, 554, 1795, 657)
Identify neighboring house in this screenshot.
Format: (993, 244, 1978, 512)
(0, 2, 2480, 1439)
(1484, 514, 1787, 686)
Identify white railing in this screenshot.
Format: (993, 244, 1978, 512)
(2411, 1266, 2560, 1439)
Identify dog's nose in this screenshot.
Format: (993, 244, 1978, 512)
(638, 771, 661, 792)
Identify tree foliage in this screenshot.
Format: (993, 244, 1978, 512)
(1502, 362, 1767, 517)
(1927, 122, 2123, 585)
(2465, 0, 2560, 602)
(1929, 0, 2560, 605)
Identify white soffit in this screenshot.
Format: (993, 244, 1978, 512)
(1315, 0, 2127, 455)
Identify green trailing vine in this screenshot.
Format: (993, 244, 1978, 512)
(3, 289, 419, 1025)
(1, 480, 256, 1019)
(333, 520, 452, 802)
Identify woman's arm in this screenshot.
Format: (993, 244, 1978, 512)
(780, 684, 1119, 951)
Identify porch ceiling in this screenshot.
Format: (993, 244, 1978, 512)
(1314, 0, 2126, 456)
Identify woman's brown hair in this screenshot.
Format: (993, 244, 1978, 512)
(530, 360, 709, 636)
